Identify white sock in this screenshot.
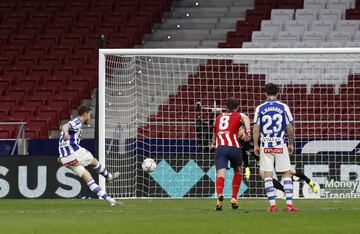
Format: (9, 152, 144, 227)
(264, 177, 276, 206)
(283, 177, 293, 205)
(86, 178, 111, 202)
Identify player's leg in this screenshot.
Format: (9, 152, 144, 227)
(272, 178, 285, 192)
(89, 157, 120, 184)
(276, 147, 298, 212)
(229, 147, 243, 209)
(76, 147, 119, 183)
(214, 146, 228, 211)
(71, 165, 120, 206)
(291, 167, 318, 193)
(260, 148, 277, 212)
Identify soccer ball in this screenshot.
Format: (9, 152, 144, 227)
(142, 158, 157, 172)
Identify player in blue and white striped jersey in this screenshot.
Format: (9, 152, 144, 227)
(253, 83, 299, 212)
(58, 105, 121, 206)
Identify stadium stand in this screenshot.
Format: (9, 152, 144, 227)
(137, 0, 360, 139)
(0, 0, 172, 139)
(1, 0, 359, 141)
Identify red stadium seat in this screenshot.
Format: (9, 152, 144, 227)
(36, 32, 62, 45)
(6, 85, 33, 96)
(107, 34, 132, 48)
(0, 2, 15, 13)
(103, 13, 127, 24)
(18, 2, 41, 12)
(11, 106, 36, 116)
(15, 55, 39, 65)
(94, 24, 121, 34)
(38, 55, 63, 65)
(121, 24, 143, 44)
(0, 96, 23, 106)
(89, 2, 113, 11)
(53, 65, 78, 75)
(0, 23, 18, 34)
(36, 112, 60, 130)
(29, 65, 53, 76)
(60, 34, 83, 45)
(41, 2, 64, 12)
(74, 45, 97, 55)
(3, 13, 27, 24)
(25, 45, 49, 56)
(9, 34, 33, 45)
(78, 64, 97, 76)
(3, 65, 28, 76)
(43, 76, 67, 86)
(0, 107, 11, 116)
(19, 23, 45, 34)
(63, 55, 88, 65)
(45, 23, 69, 33)
(0, 34, 9, 44)
(130, 14, 152, 33)
(53, 12, 78, 24)
(23, 95, 48, 106)
(65, 1, 89, 11)
(28, 12, 53, 24)
(48, 97, 71, 119)
(78, 12, 103, 23)
(0, 56, 14, 66)
(1, 46, 24, 56)
(58, 89, 81, 107)
(70, 23, 94, 33)
(33, 87, 57, 96)
(50, 45, 73, 55)
(0, 131, 13, 139)
(16, 75, 43, 86)
(24, 126, 41, 138)
(27, 116, 51, 136)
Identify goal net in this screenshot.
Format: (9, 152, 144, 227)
(99, 48, 360, 199)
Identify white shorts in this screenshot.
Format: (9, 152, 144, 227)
(259, 144, 291, 172)
(60, 148, 94, 176)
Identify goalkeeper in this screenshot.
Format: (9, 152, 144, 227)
(239, 127, 318, 194)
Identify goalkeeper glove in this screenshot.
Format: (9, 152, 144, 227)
(245, 167, 250, 182)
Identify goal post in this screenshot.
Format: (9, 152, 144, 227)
(99, 48, 360, 199)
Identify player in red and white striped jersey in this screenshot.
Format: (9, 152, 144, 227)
(210, 98, 251, 211)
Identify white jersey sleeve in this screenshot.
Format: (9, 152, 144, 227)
(68, 118, 82, 131)
(253, 105, 261, 125)
(284, 104, 294, 124)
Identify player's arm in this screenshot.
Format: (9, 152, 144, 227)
(210, 130, 216, 148)
(210, 118, 217, 149)
(240, 113, 251, 141)
(284, 104, 295, 155)
(252, 106, 261, 156)
(253, 124, 260, 156)
(287, 124, 294, 155)
(62, 123, 71, 140)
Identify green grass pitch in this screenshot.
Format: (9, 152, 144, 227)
(0, 199, 359, 234)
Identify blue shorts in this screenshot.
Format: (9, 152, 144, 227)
(215, 145, 242, 170)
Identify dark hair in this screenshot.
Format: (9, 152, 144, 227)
(265, 83, 278, 96)
(225, 98, 239, 111)
(77, 105, 92, 116)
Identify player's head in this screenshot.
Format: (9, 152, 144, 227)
(225, 98, 239, 112)
(265, 83, 278, 99)
(77, 105, 92, 122)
